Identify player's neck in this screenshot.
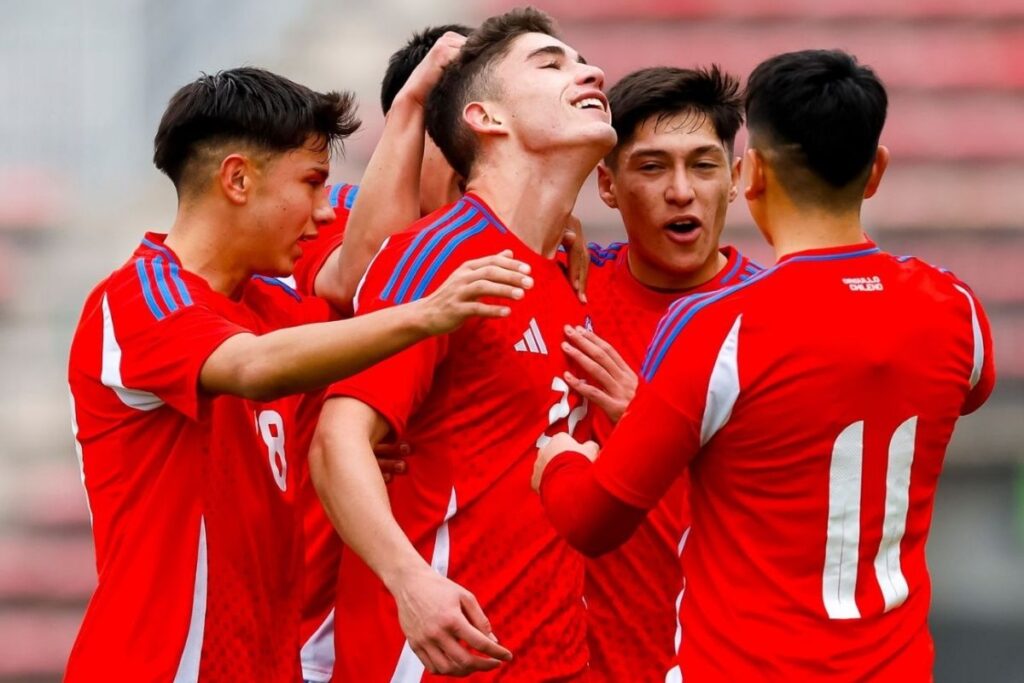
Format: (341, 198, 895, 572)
(164, 208, 250, 297)
(465, 151, 594, 258)
(766, 206, 869, 260)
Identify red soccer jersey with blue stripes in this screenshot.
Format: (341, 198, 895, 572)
(291, 183, 358, 682)
(589, 240, 995, 681)
(326, 193, 591, 682)
(67, 233, 330, 682)
(582, 242, 760, 683)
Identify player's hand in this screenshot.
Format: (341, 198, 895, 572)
(374, 441, 410, 483)
(390, 564, 513, 675)
(394, 31, 467, 109)
(561, 214, 589, 303)
(532, 432, 598, 492)
(561, 325, 638, 423)
(417, 250, 533, 335)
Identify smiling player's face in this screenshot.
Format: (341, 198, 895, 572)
(485, 32, 617, 157)
(600, 112, 739, 290)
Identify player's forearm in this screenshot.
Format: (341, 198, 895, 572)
(309, 400, 429, 586)
(201, 301, 430, 401)
(541, 451, 646, 556)
(316, 96, 426, 308)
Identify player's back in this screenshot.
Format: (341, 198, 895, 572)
(330, 194, 591, 682)
(647, 241, 993, 681)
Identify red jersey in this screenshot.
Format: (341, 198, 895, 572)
(328, 193, 590, 682)
(588, 240, 995, 681)
(292, 182, 357, 682)
(582, 242, 761, 683)
(67, 234, 331, 682)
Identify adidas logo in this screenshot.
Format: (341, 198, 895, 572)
(513, 317, 548, 355)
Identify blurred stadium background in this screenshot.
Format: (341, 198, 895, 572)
(0, 0, 1021, 680)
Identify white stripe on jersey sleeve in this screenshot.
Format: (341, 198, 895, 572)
(101, 294, 164, 411)
(953, 284, 984, 389)
(353, 237, 391, 315)
(174, 516, 208, 683)
(390, 487, 458, 683)
(700, 314, 742, 446)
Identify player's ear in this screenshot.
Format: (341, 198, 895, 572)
(728, 155, 741, 203)
(219, 154, 251, 206)
(464, 101, 508, 138)
(863, 145, 889, 200)
(743, 148, 766, 202)
(597, 161, 618, 209)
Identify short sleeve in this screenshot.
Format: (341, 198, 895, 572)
(952, 279, 996, 415)
(102, 270, 248, 421)
(293, 210, 348, 296)
(324, 232, 448, 438)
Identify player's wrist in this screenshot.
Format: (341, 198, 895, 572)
(380, 554, 433, 594)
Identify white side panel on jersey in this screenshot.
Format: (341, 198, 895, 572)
(663, 527, 691, 683)
(67, 391, 93, 524)
(874, 416, 917, 612)
(823, 421, 863, 620)
(353, 237, 390, 314)
(700, 314, 742, 446)
(300, 608, 336, 682)
(390, 487, 458, 683)
(100, 294, 164, 411)
(174, 516, 208, 683)
(953, 284, 984, 388)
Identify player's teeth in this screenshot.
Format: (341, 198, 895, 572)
(574, 98, 604, 111)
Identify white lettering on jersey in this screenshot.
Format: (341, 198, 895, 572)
(536, 376, 588, 449)
(255, 410, 288, 491)
(823, 417, 917, 619)
(842, 276, 884, 292)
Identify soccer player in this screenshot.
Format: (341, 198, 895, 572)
(308, 8, 615, 680)
(295, 27, 472, 683)
(535, 49, 995, 681)
(66, 67, 532, 681)
(561, 66, 758, 683)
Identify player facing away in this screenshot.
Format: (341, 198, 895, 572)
(294, 26, 473, 683)
(535, 49, 995, 682)
(66, 68, 532, 682)
(308, 8, 615, 681)
(560, 66, 760, 683)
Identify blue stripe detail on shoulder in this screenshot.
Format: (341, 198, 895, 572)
(134, 258, 167, 320)
(392, 206, 480, 303)
(168, 261, 193, 306)
(464, 195, 507, 233)
(720, 255, 744, 284)
(343, 185, 359, 210)
(381, 201, 466, 302)
(141, 238, 175, 260)
(253, 275, 303, 301)
(404, 218, 492, 303)
(151, 256, 180, 314)
(329, 184, 345, 208)
(642, 246, 881, 379)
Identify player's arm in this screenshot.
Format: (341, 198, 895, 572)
(201, 251, 532, 401)
(314, 32, 466, 309)
(561, 325, 637, 425)
(309, 397, 512, 675)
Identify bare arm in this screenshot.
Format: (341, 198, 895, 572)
(201, 252, 531, 401)
(310, 397, 513, 675)
(315, 32, 466, 308)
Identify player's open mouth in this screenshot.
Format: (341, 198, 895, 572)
(663, 217, 703, 243)
(570, 91, 609, 114)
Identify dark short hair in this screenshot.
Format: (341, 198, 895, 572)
(745, 49, 887, 209)
(380, 24, 474, 115)
(605, 65, 743, 167)
(425, 7, 559, 179)
(153, 67, 360, 195)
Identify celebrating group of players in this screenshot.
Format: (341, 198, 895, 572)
(65, 6, 995, 682)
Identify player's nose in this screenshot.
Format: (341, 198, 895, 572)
(576, 62, 606, 91)
(312, 190, 336, 227)
(666, 168, 696, 205)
